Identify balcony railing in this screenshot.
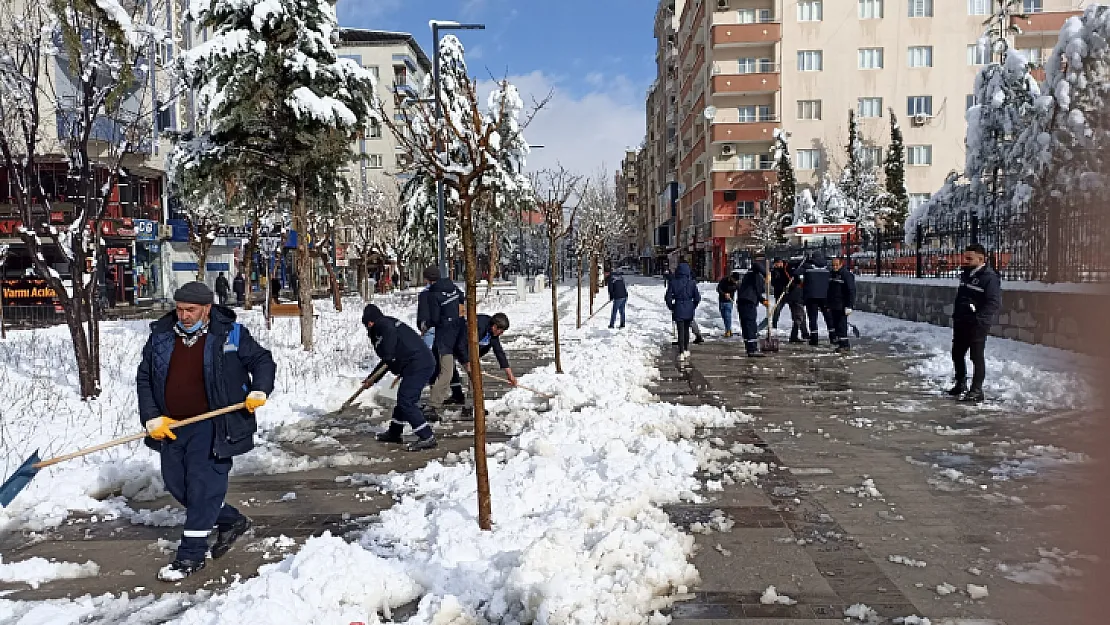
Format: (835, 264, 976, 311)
(712, 22, 782, 47)
(711, 71, 780, 95)
(710, 119, 780, 143)
(713, 60, 779, 75)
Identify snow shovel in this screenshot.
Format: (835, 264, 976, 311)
(337, 365, 391, 414)
(0, 403, 247, 508)
(759, 273, 780, 353)
(483, 371, 555, 400)
(584, 299, 613, 324)
(757, 277, 794, 333)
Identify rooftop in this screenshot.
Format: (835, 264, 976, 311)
(338, 28, 432, 70)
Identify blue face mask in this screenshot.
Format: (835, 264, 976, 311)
(177, 320, 205, 334)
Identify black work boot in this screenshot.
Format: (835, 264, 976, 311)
(211, 515, 252, 559)
(405, 436, 438, 452)
(376, 430, 404, 443)
(809, 336, 819, 346)
(960, 388, 985, 403)
(158, 559, 206, 582)
(947, 381, 967, 397)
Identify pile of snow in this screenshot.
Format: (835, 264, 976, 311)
(759, 585, 797, 605)
(851, 311, 1098, 413)
(0, 556, 99, 589)
(845, 603, 879, 621)
(888, 555, 928, 568)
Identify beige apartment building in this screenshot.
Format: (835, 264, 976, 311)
(646, 0, 1086, 280)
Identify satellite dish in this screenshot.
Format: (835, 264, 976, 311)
(703, 106, 717, 120)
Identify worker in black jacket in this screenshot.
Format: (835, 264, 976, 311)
(784, 258, 809, 344)
(769, 259, 790, 329)
(606, 270, 629, 329)
(949, 244, 1002, 403)
(424, 266, 465, 419)
(798, 251, 833, 346)
(453, 312, 517, 389)
(362, 304, 437, 451)
(736, 256, 768, 357)
(716, 271, 739, 338)
(826, 256, 857, 353)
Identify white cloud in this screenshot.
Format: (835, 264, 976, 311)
(480, 71, 645, 179)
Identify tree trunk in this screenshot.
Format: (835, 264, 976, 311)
(576, 254, 582, 329)
(292, 182, 314, 350)
(459, 197, 492, 531)
(486, 231, 498, 295)
(549, 237, 563, 374)
(357, 257, 369, 301)
(589, 253, 597, 315)
(243, 218, 260, 311)
(323, 251, 343, 312)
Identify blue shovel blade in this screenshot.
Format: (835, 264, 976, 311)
(0, 451, 42, 508)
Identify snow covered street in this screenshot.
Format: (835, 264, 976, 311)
(0, 278, 1102, 625)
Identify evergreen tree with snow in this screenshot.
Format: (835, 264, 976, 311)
(172, 0, 377, 350)
(837, 109, 885, 233)
(771, 129, 796, 225)
(794, 189, 821, 225)
(817, 174, 848, 224)
(883, 109, 910, 228)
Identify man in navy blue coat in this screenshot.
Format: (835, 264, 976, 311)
(736, 256, 769, 357)
(798, 251, 833, 346)
(665, 261, 701, 360)
(949, 244, 1002, 403)
(362, 304, 438, 450)
(424, 267, 466, 419)
(605, 270, 629, 329)
(826, 256, 857, 353)
(137, 281, 276, 582)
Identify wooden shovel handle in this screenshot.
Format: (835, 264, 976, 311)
(34, 403, 248, 469)
(482, 371, 555, 399)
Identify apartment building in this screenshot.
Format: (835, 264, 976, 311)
(618, 149, 642, 266)
(659, 0, 1085, 280)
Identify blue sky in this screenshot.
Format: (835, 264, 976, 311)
(336, 0, 655, 176)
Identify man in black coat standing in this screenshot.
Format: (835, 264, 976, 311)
(137, 281, 276, 581)
(215, 272, 230, 306)
(769, 259, 790, 329)
(424, 266, 465, 420)
(606, 269, 629, 329)
(716, 271, 739, 338)
(798, 251, 832, 346)
(785, 258, 809, 344)
(826, 256, 857, 353)
(949, 244, 1002, 403)
(736, 256, 768, 357)
(232, 273, 246, 307)
(362, 304, 438, 450)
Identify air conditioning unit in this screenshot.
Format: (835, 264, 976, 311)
(158, 224, 174, 240)
(911, 113, 929, 127)
(721, 144, 736, 157)
(716, 0, 730, 10)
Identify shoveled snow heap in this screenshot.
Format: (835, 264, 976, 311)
(0, 556, 100, 589)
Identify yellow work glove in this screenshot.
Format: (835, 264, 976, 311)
(146, 416, 177, 441)
(245, 391, 268, 413)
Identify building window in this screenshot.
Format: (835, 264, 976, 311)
(909, 193, 931, 211)
(798, 1, 823, 21)
(966, 93, 981, 110)
(367, 154, 385, 169)
(858, 48, 884, 69)
(368, 119, 382, 139)
(796, 149, 821, 170)
(737, 201, 756, 217)
(1023, 0, 1042, 13)
(367, 66, 380, 81)
(858, 97, 883, 118)
(908, 0, 933, 17)
(908, 46, 933, 67)
(967, 43, 990, 65)
(759, 154, 775, 169)
(907, 145, 933, 166)
(859, 0, 884, 19)
(738, 106, 757, 122)
(797, 50, 824, 71)
(738, 154, 759, 170)
(738, 8, 774, 23)
(860, 147, 883, 169)
(797, 99, 822, 120)
(967, 0, 989, 15)
(1021, 47, 1044, 65)
(907, 95, 933, 116)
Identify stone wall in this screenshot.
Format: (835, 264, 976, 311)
(854, 280, 1109, 354)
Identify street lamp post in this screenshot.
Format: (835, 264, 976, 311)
(431, 20, 485, 279)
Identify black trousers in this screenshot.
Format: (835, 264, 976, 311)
(828, 308, 850, 348)
(677, 320, 692, 352)
(788, 301, 808, 340)
(952, 325, 988, 390)
(805, 299, 830, 342)
(737, 301, 759, 353)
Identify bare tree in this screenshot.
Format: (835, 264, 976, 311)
(346, 173, 401, 300)
(532, 166, 582, 373)
(0, 0, 168, 397)
(578, 168, 628, 313)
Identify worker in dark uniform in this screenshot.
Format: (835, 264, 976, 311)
(826, 256, 857, 353)
(736, 255, 768, 357)
(769, 259, 790, 329)
(798, 251, 832, 346)
(949, 244, 1002, 403)
(453, 312, 518, 392)
(785, 258, 809, 344)
(362, 304, 438, 451)
(137, 282, 276, 582)
(425, 266, 465, 419)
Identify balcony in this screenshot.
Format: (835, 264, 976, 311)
(711, 119, 779, 143)
(679, 137, 705, 175)
(1016, 10, 1081, 35)
(712, 23, 781, 47)
(681, 94, 705, 135)
(711, 218, 755, 239)
(56, 109, 152, 155)
(712, 170, 776, 190)
(711, 71, 779, 95)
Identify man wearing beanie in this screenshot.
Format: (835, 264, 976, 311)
(423, 265, 466, 421)
(136, 281, 276, 581)
(361, 304, 438, 451)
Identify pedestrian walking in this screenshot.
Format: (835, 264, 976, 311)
(798, 252, 832, 346)
(215, 272, 230, 306)
(232, 273, 246, 307)
(716, 270, 739, 337)
(736, 256, 768, 357)
(770, 259, 790, 329)
(362, 304, 438, 450)
(826, 256, 857, 353)
(136, 281, 276, 581)
(424, 265, 465, 421)
(270, 275, 282, 303)
(785, 258, 809, 344)
(665, 262, 701, 361)
(606, 269, 628, 329)
(948, 244, 1001, 403)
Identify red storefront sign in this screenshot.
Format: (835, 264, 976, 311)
(790, 224, 856, 236)
(106, 247, 131, 263)
(0, 218, 136, 238)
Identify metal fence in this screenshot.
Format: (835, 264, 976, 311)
(767, 207, 1109, 283)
